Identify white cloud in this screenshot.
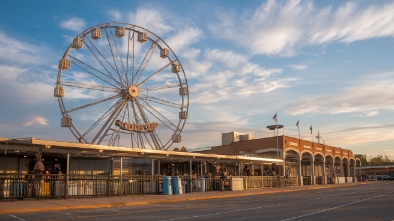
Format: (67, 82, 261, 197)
(166, 27, 204, 54)
(0, 65, 54, 104)
(210, 0, 394, 56)
(60, 17, 86, 32)
(323, 124, 394, 149)
(289, 64, 308, 70)
(205, 49, 248, 68)
(108, 9, 121, 21)
(285, 72, 394, 115)
(24, 116, 48, 126)
(187, 48, 295, 104)
(128, 8, 173, 36)
(356, 111, 379, 117)
(0, 31, 47, 65)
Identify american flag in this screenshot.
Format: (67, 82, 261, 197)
(273, 113, 277, 122)
(296, 120, 299, 128)
(310, 125, 313, 134)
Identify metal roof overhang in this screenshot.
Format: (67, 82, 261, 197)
(0, 137, 283, 164)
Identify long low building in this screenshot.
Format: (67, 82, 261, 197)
(0, 137, 283, 176)
(194, 135, 361, 185)
(0, 137, 284, 199)
(0, 135, 361, 200)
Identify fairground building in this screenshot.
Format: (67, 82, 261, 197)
(0, 133, 362, 200)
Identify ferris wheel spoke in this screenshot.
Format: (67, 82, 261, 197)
(61, 81, 118, 93)
(104, 28, 127, 86)
(134, 99, 163, 149)
(140, 83, 183, 92)
(70, 125, 88, 143)
(69, 55, 121, 87)
(133, 42, 158, 85)
(125, 30, 134, 85)
(80, 98, 123, 141)
(137, 97, 178, 132)
(141, 94, 183, 108)
(95, 99, 127, 145)
(130, 30, 136, 86)
(136, 61, 175, 87)
(84, 37, 125, 87)
(63, 94, 120, 114)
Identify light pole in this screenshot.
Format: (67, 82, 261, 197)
(267, 124, 284, 159)
(267, 124, 284, 176)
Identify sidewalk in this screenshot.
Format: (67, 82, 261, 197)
(0, 183, 365, 214)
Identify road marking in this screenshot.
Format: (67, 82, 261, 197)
(279, 191, 394, 221)
(159, 190, 380, 221)
(8, 214, 25, 221)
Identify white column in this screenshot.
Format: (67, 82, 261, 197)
(353, 164, 356, 182)
(331, 161, 336, 184)
(283, 150, 286, 176)
(311, 155, 315, 185)
(322, 157, 326, 185)
(340, 160, 344, 177)
(297, 154, 302, 186)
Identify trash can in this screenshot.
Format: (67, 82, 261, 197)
(173, 176, 183, 195)
(163, 176, 172, 195)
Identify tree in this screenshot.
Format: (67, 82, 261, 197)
(173, 147, 179, 151)
(368, 155, 393, 166)
(358, 154, 368, 166)
(180, 146, 187, 152)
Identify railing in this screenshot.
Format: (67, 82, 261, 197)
(303, 176, 312, 185)
(0, 174, 297, 200)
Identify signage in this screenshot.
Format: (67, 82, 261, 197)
(115, 120, 158, 132)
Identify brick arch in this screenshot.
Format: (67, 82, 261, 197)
(285, 147, 300, 155)
(301, 150, 313, 156)
(314, 152, 324, 158)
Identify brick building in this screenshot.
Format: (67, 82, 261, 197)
(195, 135, 361, 186)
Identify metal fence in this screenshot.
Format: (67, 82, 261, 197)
(0, 174, 296, 200)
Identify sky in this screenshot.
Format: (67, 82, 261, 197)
(0, 0, 394, 158)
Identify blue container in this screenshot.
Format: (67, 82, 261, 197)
(173, 176, 183, 194)
(201, 177, 205, 192)
(163, 176, 173, 195)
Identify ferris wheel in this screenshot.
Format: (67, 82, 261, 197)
(54, 22, 189, 150)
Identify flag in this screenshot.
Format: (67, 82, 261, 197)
(273, 113, 277, 122)
(296, 120, 299, 128)
(310, 125, 312, 134)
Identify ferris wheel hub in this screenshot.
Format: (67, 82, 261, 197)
(128, 85, 139, 98)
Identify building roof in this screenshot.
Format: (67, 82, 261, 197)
(194, 135, 358, 160)
(0, 137, 283, 164)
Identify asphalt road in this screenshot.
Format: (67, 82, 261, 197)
(1, 182, 393, 221)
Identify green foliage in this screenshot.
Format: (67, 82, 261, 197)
(368, 155, 393, 166)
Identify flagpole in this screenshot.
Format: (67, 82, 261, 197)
(276, 120, 279, 159)
(273, 112, 279, 159)
(276, 121, 279, 159)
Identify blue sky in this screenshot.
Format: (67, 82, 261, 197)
(0, 0, 394, 158)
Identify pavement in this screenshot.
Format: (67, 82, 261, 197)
(0, 182, 366, 214)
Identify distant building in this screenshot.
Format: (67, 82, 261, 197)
(222, 131, 255, 145)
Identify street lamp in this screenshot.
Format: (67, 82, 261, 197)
(267, 124, 284, 159)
